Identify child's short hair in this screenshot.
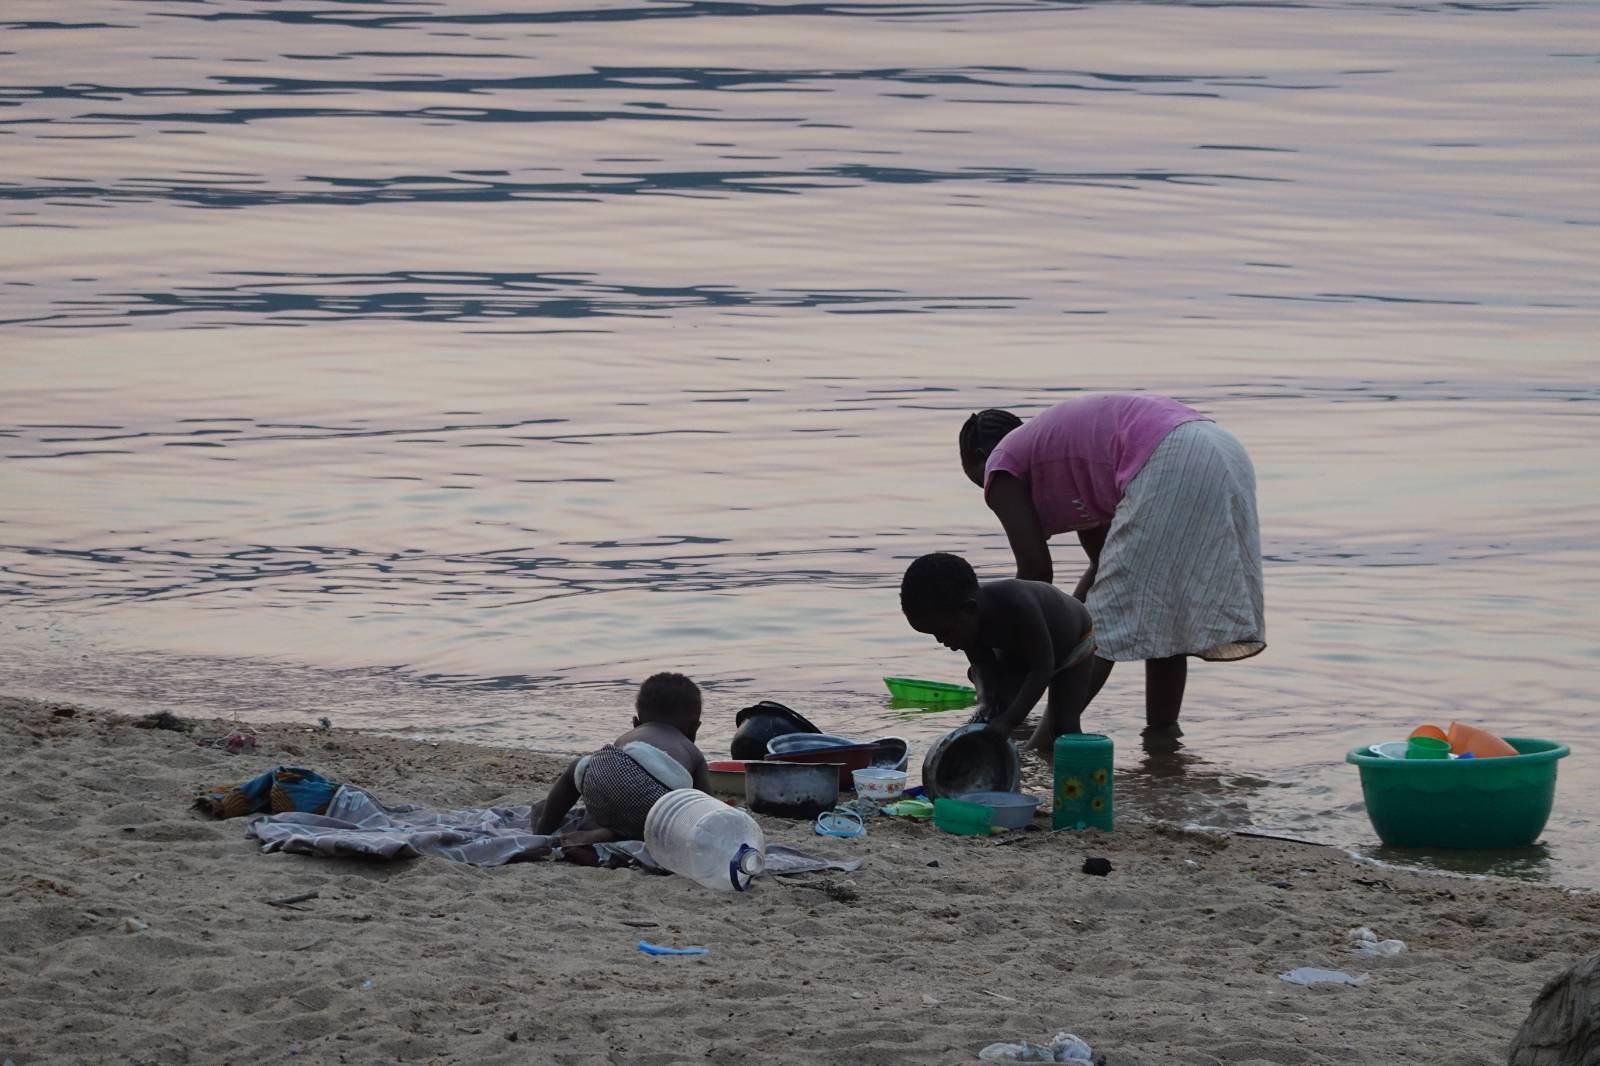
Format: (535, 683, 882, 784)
(958, 409, 1022, 465)
(900, 552, 979, 616)
(636, 672, 702, 725)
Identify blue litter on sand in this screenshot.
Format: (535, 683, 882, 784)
(815, 806, 866, 838)
(638, 940, 709, 957)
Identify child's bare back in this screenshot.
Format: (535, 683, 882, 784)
(902, 554, 1096, 754)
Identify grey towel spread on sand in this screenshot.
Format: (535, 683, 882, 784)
(245, 785, 862, 876)
(246, 785, 558, 866)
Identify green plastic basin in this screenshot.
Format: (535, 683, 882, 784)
(1346, 736, 1569, 849)
(883, 677, 977, 707)
(933, 797, 994, 837)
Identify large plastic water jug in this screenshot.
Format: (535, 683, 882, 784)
(1053, 733, 1114, 832)
(644, 789, 766, 892)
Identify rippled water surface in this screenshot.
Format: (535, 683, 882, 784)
(3, 1, 1597, 883)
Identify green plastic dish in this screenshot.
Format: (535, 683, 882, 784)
(1345, 736, 1569, 849)
(882, 797, 935, 820)
(883, 677, 978, 706)
(933, 797, 994, 837)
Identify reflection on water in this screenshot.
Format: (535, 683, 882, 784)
(1092, 745, 1280, 836)
(1369, 843, 1556, 884)
(3, 0, 1597, 883)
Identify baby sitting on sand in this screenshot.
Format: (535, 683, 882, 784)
(533, 672, 712, 845)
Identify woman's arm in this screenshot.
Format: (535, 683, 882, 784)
(986, 473, 1052, 583)
(1073, 525, 1108, 603)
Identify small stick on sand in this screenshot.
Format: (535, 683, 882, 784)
(265, 891, 320, 908)
(1232, 830, 1327, 848)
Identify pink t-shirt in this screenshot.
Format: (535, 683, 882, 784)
(984, 394, 1210, 535)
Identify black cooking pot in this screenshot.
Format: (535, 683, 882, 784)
(729, 700, 821, 762)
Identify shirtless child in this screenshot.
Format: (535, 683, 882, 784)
(900, 552, 1096, 754)
(533, 672, 712, 845)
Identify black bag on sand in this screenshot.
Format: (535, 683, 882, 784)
(729, 700, 821, 762)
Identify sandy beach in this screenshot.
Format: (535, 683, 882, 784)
(1, 694, 1595, 1066)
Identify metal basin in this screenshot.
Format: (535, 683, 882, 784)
(766, 733, 857, 754)
(744, 760, 842, 819)
(766, 732, 909, 774)
(869, 736, 909, 771)
(765, 744, 875, 788)
(921, 724, 1020, 800)
(957, 790, 1041, 829)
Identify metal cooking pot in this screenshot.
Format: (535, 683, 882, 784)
(743, 760, 841, 819)
(921, 723, 1020, 800)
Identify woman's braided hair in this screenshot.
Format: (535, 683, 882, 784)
(958, 408, 1022, 465)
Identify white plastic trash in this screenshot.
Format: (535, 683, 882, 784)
(1278, 967, 1370, 987)
(644, 788, 766, 893)
(977, 1032, 1093, 1062)
(1348, 927, 1407, 957)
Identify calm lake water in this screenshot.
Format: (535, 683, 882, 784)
(3, 1, 1596, 884)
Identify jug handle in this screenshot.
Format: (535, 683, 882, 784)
(729, 843, 758, 892)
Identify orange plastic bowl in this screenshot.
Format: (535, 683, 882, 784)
(706, 760, 746, 796)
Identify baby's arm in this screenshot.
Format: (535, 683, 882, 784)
(533, 757, 581, 835)
(557, 827, 620, 846)
(689, 748, 713, 794)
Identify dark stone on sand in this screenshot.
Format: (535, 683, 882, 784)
(927, 860, 941, 868)
(1082, 857, 1112, 877)
(1508, 952, 1600, 1066)
(134, 711, 191, 732)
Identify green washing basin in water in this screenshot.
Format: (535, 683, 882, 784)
(1346, 736, 1569, 849)
(883, 677, 977, 707)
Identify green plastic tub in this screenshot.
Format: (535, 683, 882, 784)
(1346, 736, 1569, 849)
(933, 797, 994, 837)
(883, 677, 977, 707)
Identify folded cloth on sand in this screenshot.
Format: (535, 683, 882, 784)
(573, 742, 693, 841)
(196, 766, 340, 819)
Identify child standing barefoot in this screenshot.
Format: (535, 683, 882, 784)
(900, 552, 1096, 756)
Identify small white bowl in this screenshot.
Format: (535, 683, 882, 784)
(853, 767, 908, 801)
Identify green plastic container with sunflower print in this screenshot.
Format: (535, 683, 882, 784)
(1053, 733, 1113, 832)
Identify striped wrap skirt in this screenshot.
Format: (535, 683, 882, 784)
(1087, 420, 1266, 662)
